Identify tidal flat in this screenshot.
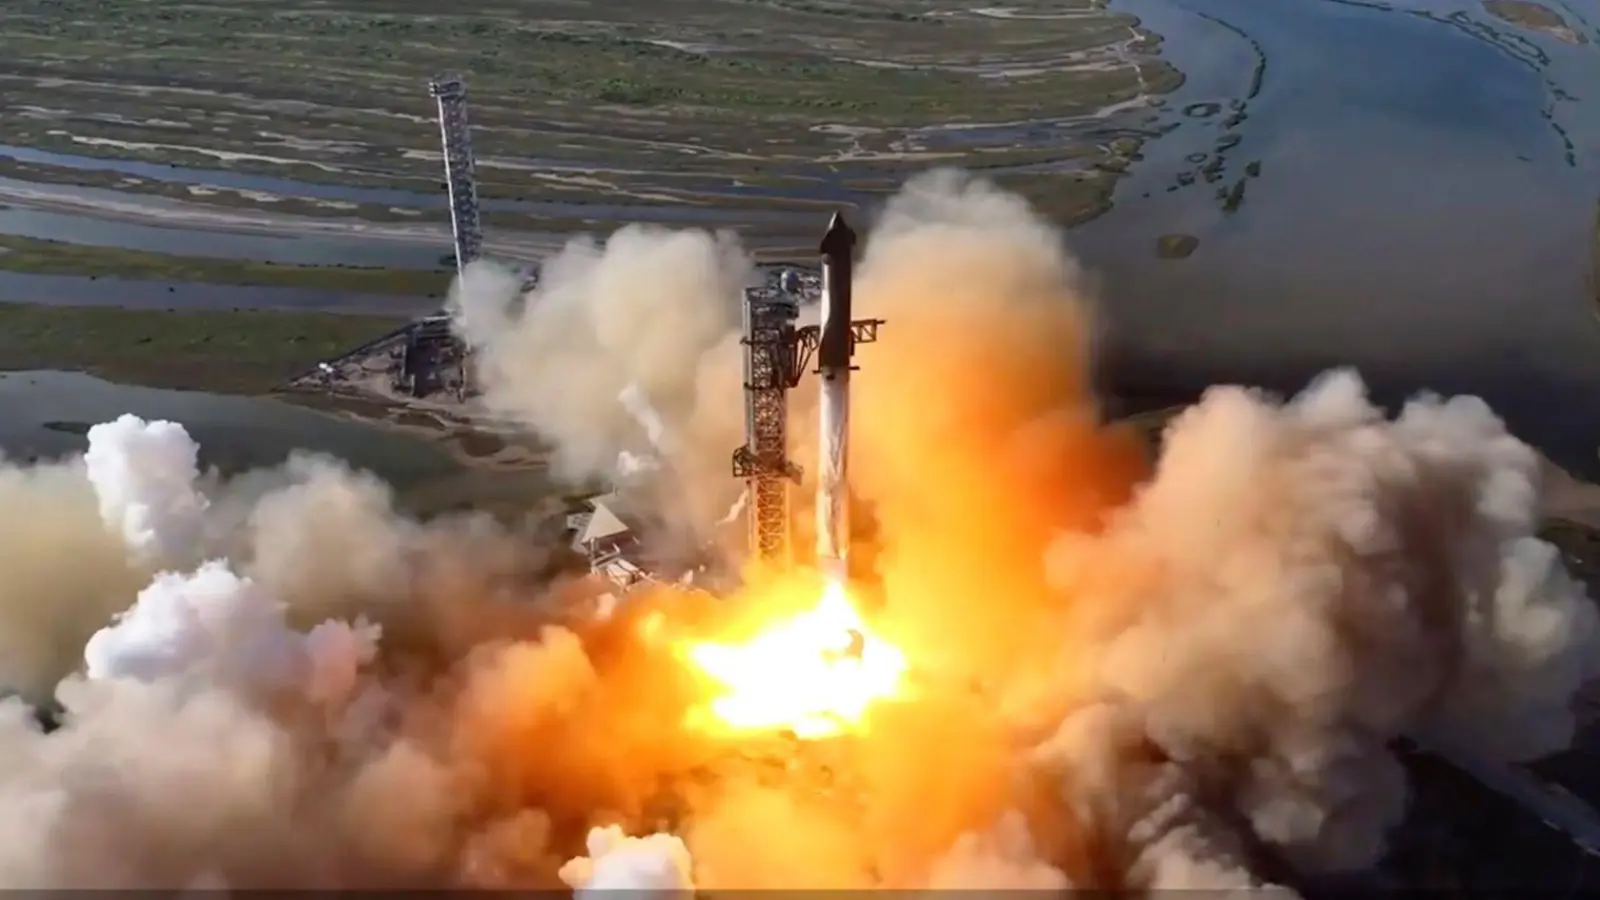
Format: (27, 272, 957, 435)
(0, 0, 1182, 228)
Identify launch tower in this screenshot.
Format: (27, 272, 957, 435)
(428, 74, 484, 277)
(731, 215, 882, 570)
(733, 288, 807, 565)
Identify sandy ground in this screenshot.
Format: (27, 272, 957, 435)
(280, 385, 546, 473)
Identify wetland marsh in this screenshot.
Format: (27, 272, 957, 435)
(0, 304, 409, 394)
(1076, 0, 1600, 474)
(2, 0, 1600, 482)
(3, 1, 1600, 887)
(0, 0, 1176, 230)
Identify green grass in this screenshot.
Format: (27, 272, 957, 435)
(1155, 233, 1200, 259)
(0, 0, 1147, 122)
(0, 0, 1180, 224)
(0, 235, 451, 297)
(0, 303, 410, 393)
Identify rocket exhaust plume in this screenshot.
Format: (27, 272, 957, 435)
(0, 169, 1598, 894)
(815, 212, 858, 584)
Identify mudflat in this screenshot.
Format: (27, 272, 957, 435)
(0, 0, 1181, 228)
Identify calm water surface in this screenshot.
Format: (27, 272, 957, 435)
(1084, 0, 1600, 473)
(7, 0, 1600, 476)
(0, 370, 455, 485)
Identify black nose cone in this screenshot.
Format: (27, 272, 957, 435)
(819, 211, 857, 257)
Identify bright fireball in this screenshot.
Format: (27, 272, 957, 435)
(684, 579, 908, 739)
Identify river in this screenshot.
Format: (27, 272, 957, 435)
(1079, 0, 1600, 475)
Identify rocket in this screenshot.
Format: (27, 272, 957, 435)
(816, 212, 857, 583)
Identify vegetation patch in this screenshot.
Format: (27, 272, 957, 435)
(0, 235, 452, 297)
(0, 0, 1183, 224)
(0, 303, 409, 393)
(1155, 233, 1200, 260)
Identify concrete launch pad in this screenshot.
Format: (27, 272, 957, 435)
(282, 263, 820, 426)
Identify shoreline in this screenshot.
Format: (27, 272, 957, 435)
(0, 0, 1184, 261)
(0, 357, 549, 475)
(0, 0, 1196, 461)
(0, 4, 1191, 278)
(0, 303, 409, 395)
(276, 389, 549, 473)
(0, 234, 455, 298)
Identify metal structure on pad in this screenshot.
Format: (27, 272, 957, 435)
(428, 74, 484, 277)
(732, 213, 883, 568)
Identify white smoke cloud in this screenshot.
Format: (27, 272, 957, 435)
(559, 825, 695, 897)
(84, 414, 209, 567)
(1039, 369, 1600, 881)
(0, 170, 1592, 896)
(83, 560, 379, 706)
(234, 452, 414, 624)
(619, 382, 675, 459)
(85, 561, 289, 685)
(449, 226, 749, 487)
(429, 169, 1600, 894)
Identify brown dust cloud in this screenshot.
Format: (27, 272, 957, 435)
(0, 169, 1592, 893)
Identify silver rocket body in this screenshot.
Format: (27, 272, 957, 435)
(816, 213, 857, 583)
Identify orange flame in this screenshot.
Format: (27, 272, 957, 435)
(684, 579, 908, 739)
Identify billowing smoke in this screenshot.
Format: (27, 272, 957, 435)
(0, 169, 1592, 893)
(449, 225, 748, 489)
(0, 452, 147, 699)
(560, 825, 694, 896)
(84, 559, 379, 704)
(1033, 373, 1600, 884)
(83, 414, 208, 566)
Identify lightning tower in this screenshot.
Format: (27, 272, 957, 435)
(429, 74, 484, 277)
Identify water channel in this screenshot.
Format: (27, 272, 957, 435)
(4, 0, 1600, 472)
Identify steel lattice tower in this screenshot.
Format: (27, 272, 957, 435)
(732, 289, 807, 565)
(428, 74, 483, 277)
